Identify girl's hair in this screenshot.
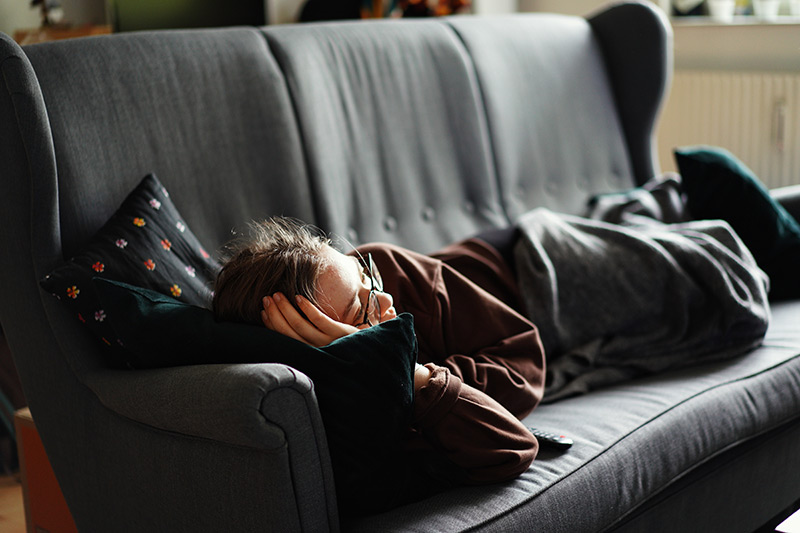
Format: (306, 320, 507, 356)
(212, 217, 331, 325)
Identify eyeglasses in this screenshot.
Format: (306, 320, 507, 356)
(355, 252, 383, 327)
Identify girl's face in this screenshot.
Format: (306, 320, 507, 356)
(314, 246, 396, 326)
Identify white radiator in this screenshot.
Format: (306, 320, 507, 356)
(657, 70, 800, 188)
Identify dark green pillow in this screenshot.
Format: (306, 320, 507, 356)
(675, 146, 800, 300)
(93, 278, 416, 517)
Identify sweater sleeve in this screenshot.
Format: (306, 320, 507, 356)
(411, 364, 538, 484)
(433, 261, 545, 419)
(355, 243, 546, 419)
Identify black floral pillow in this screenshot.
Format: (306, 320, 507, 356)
(40, 174, 220, 363)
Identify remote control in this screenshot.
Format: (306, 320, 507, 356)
(528, 427, 573, 450)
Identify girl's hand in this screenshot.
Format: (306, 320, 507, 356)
(414, 363, 432, 392)
(260, 292, 363, 347)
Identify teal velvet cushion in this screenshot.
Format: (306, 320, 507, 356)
(675, 146, 800, 300)
(94, 278, 416, 517)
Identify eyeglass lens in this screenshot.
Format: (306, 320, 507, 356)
(364, 254, 382, 326)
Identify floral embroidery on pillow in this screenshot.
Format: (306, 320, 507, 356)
(39, 173, 220, 362)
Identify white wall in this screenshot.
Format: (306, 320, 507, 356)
(267, 0, 305, 24)
(1, 0, 107, 37)
(672, 22, 800, 72)
(520, 0, 673, 15)
(518, 0, 612, 15)
(473, 0, 519, 14)
(0, 2, 42, 36)
(517, 2, 799, 72)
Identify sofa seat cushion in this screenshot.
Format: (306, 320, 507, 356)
(347, 300, 800, 532)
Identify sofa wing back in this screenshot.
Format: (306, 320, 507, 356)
(450, 4, 671, 219)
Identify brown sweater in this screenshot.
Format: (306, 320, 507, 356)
(354, 239, 545, 487)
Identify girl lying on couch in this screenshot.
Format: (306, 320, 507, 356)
(212, 217, 544, 494)
(211, 170, 772, 507)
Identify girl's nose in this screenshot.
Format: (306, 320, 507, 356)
(377, 291, 395, 320)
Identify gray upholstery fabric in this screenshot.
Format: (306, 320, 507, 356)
(449, 2, 672, 220)
(86, 363, 312, 449)
(85, 363, 340, 531)
(612, 419, 800, 532)
(588, 2, 673, 187)
(348, 301, 800, 532)
(263, 20, 507, 253)
(70, 400, 313, 532)
(24, 28, 315, 256)
(449, 13, 636, 220)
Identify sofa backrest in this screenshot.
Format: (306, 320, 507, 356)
(263, 20, 508, 252)
(449, 14, 639, 219)
(258, 3, 670, 251)
(22, 28, 317, 259)
(2, 5, 671, 268)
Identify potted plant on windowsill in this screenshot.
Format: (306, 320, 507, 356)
(752, 0, 780, 20)
(30, 0, 63, 27)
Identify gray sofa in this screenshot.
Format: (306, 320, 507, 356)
(1, 1, 799, 531)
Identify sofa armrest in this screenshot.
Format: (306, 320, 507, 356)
(772, 184, 800, 222)
(86, 363, 314, 448)
(84, 362, 339, 531)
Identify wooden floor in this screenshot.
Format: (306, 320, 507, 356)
(0, 473, 25, 533)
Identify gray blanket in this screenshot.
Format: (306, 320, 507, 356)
(514, 199, 770, 401)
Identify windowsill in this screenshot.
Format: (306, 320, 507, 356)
(671, 15, 800, 26)
(668, 17, 800, 72)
